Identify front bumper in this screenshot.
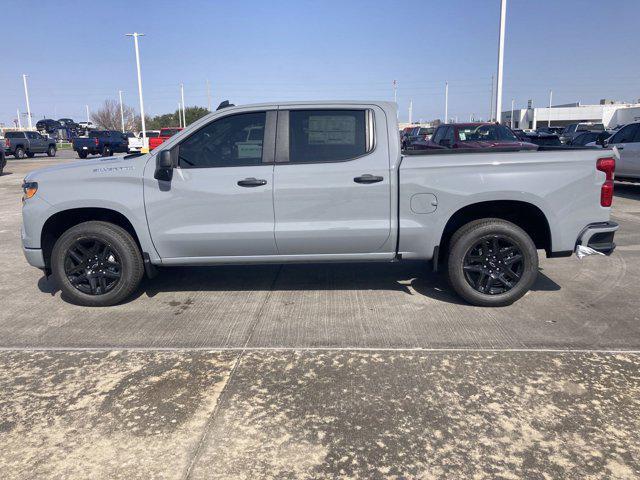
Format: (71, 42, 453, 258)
(23, 247, 46, 269)
(576, 221, 618, 255)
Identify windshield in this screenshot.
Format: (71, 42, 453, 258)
(161, 128, 181, 137)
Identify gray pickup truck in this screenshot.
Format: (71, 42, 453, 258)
(4, 131, 57, 159)
(21, 101, 618, 307)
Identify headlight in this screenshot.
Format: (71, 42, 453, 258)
(22, 181, 38, 201)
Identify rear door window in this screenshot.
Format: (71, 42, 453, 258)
(289, 110, 368, 163)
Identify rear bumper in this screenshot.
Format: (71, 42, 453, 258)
(576, 221, 618, 255)
(23, 247, 46, 269)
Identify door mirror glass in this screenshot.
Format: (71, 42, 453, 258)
(154, 150, 173, 181)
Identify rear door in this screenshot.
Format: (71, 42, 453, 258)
(609, 123, 640, 178)
(272, 106, 393, 255)
(145, 109, 278, 259)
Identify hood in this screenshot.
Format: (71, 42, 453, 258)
(25, 155, 145, 183)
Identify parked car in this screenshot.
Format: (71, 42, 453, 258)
(536, 126, 565, 135)
(57, 118, 79, 131)
(4, 131, 57, 158)
(568, 130, 611, 147)
(21, 101, 617, 308)
(0, 148, 5, 175)
(412, 123, 537, 150)
(403, 126, 435, 149)
(604, 122, 640, 182)
(77, 121, 95, 134)
(35, 119, 62, 134)
(559, 123, 605, 144)
(149, 127, 183, 150)
(128, 130, 160, 153)
(520, 132, 563, 147)
(72, 130, 129, 158)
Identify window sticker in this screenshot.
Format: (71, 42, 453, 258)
(307, 116, 356, 145)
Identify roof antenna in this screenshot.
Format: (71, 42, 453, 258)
(216, 100, 234, 110)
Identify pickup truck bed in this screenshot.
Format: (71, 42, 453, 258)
(22, 101, 618, 307)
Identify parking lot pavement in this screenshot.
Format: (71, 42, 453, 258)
(1, 155, 640, 479)
(2, 350, 639, 479)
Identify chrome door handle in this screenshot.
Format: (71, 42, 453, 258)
(237, 177, 267, 187)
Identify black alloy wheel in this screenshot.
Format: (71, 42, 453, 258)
(64, 237, 122, 295)
(462, 235, 524, 294)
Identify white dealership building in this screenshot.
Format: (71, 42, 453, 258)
(502, 100, 640, 130)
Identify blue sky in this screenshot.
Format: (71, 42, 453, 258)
(1, 0, 639, 126)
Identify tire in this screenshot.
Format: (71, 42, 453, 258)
(101, 145, 112, 157)
(14, 147, 25, 159)
(26, 151, 35, 158)
(51, 221, 144, 307)
(78, 151, 88, 159)
(47, 145, 57, 157)
(446, 218, 539, 307)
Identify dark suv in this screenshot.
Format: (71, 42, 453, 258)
(36, 119, 62, 133)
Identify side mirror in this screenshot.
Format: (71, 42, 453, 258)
(154, 150, 173, 181)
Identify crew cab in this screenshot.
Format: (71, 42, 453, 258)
(21, 101, 618, 307)
(72, 130, 129, 158)
(149, 127, 182, 150)
(4, 131, 57, 158)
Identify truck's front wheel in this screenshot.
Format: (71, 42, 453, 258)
(77, 151, 88, 159)
(51, 221, 144, 306)
(446, 219, 538, 307)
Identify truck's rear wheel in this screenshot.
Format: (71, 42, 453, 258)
(101, 145, 112, 157)
(51, 221, 144, 307)
(47, 145, 57, 157)
(78, 151, 88, 159)
(446, 219, 539, 307)
(14, 147, 25, 159)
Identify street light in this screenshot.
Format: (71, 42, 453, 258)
(495, 0, 507, 124)
(444, 81, 449, 123)
(119, 90, 125, 132)
(180, 83, 186, 127)
(126, 33, 147, 152)
(22, 74, 32, 130)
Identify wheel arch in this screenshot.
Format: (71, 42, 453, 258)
(41, 208, 142, 269)
(438, 200, 552, 263)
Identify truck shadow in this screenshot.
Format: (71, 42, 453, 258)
(37, 262, 560, 306)
(614, 182, 640, 200)
(134, 262, 560, 307)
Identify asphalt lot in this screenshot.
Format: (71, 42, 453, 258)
(1, 150, 640, 479)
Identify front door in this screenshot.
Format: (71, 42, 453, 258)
(144, 110, 278, 260)
(609, 123, 640, 179)
(273, 107, 393, 255)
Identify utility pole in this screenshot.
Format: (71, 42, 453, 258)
(180, 83, 186, 127)
(22, 74, 32, 130)
(408, 100, 413, 124)
(393, 80, 398, 119)
(126, 33, 147, 151)
(86, 105, 90, 123)
(206, 79, 212, 111)
(489, 75, 494, 122)
(495, 0, 507, 124)
(444, 81, 449, 123)
(511, 99, 515, 129)
(118, 90, 125, 132)
(548, 90, 553, 127)
(17, 108, 22, 130)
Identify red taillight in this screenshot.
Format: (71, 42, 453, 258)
(4, 138, 9, 147)
(94, 138, 99, 146)
(597, 157, 615, 207)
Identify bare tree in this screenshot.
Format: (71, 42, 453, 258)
(91, 99, 139, 132)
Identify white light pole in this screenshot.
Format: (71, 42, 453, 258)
(180, 83, 186, 127)
(118, 90, 125, 132)
(489, 75, 495, 121)
(495, 0, 507, 124)
(511, 99, 515, 129)
(206, 79, 212, 112)
(22, 74, 32, 130)
(393, 80, 398, 119)
(126, 33, 147, 152)
(408, 100, 413, 124)
(444, 81, 449, 123)
(17, 108, 22, 130)
(548, 90, 553, 127)
(86, 104, 90, 123)
(178, 102, 183, 128)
